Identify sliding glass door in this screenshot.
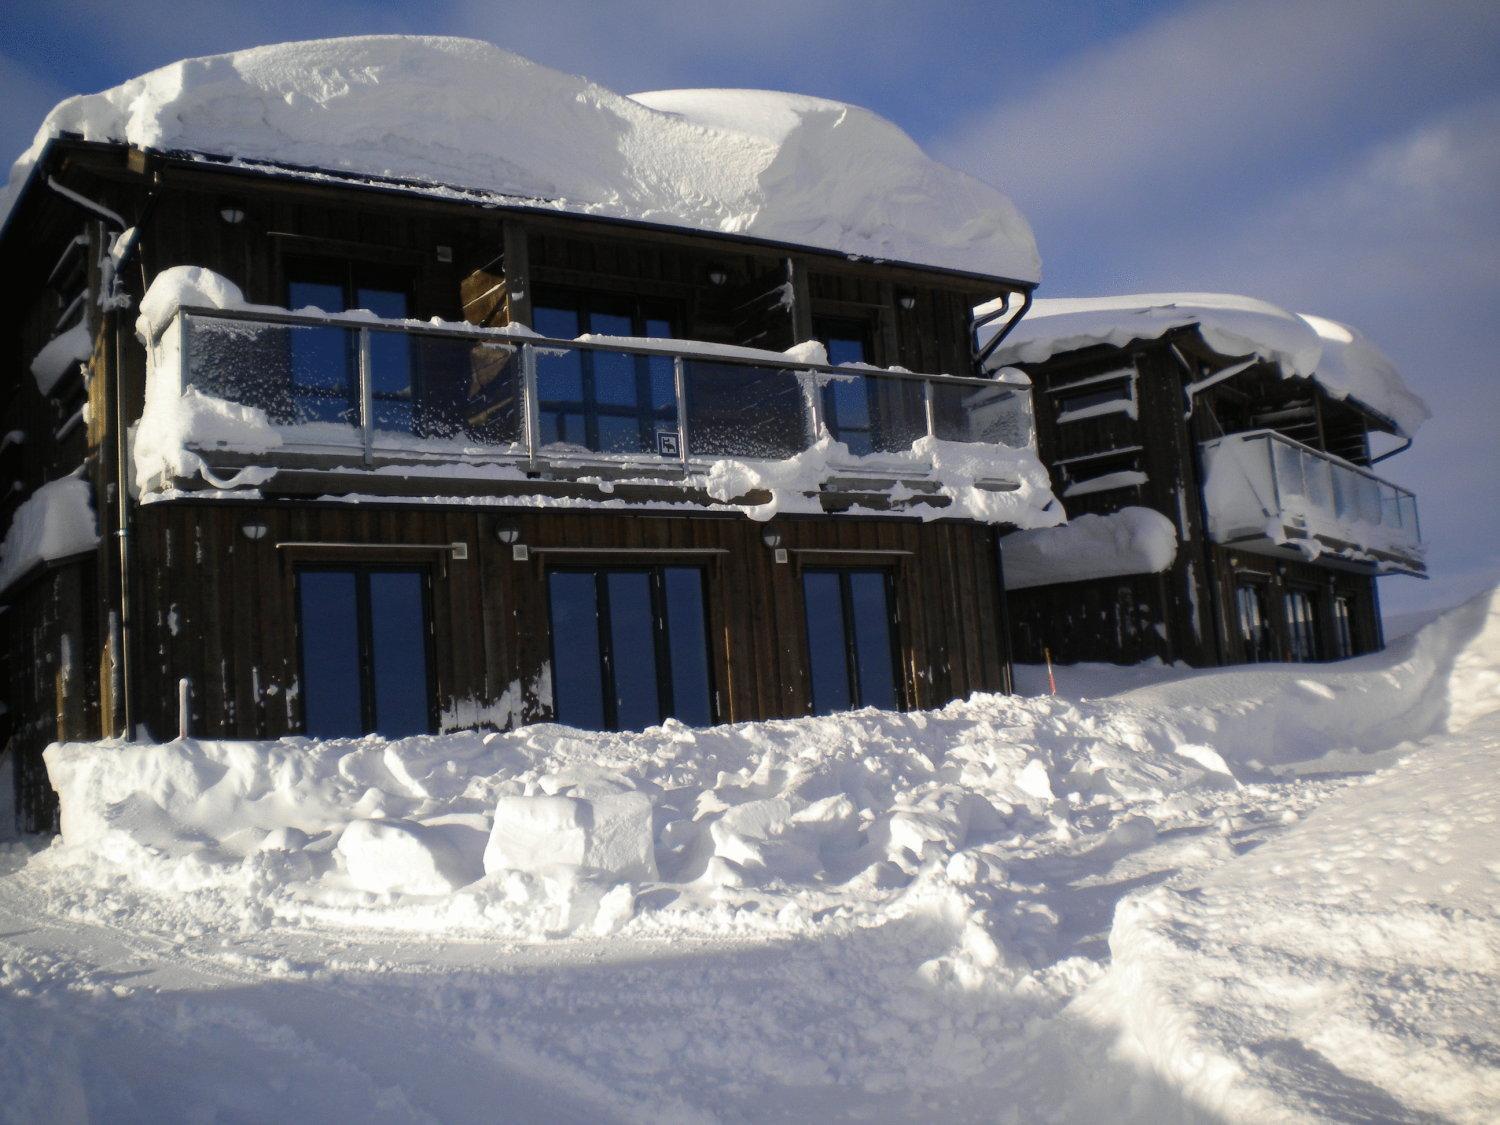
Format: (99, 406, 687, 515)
(802, 568, 901, 715)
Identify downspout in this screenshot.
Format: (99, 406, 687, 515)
(973, 288, 1034, 372)
(1369, 434, 1412, 466)
(46, 170, 160, 739)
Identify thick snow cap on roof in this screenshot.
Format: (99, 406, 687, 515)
(985, 293, 1429, 438)
(2, 36, 1039, 283)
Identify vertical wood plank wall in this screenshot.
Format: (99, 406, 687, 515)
(129, 503, 1010, 741)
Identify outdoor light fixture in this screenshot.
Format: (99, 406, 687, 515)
(220, 207, 246, 224)
(707, 268, 728, 287)
(898, 293, 917, 310)
(762, 528, 788, 564)
(240, 521, 268, 541)
(494, 517, 528, 561)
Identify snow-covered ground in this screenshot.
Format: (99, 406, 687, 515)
(2, 590, 1496, 1122)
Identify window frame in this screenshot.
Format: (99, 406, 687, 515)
(1282, 586, 1322, 663)
(545, 562, 716, 731)
(801, 566, 904, 715)
(294, 561, 437, 737)
(530, 288, 682, 456)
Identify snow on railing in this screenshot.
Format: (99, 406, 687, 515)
(168, 304, 1036, 470)
(1200, 429, 1422, 568)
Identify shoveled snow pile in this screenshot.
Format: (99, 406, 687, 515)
(2, 36, 1038, 282)
(986, 293, 1430, 437)
(6, 589, 1496, 1120)
(1002, 507, 1176, 589)
(0, 473, 98, 595)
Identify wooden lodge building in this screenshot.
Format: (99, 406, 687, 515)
(0, 47, 1060, 830)
(986, 295, 1428, 669)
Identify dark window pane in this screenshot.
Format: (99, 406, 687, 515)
(355, 287, 407, 319)
(587, 311, 633, 338)
(644, 318, 673, 340)
(592, 349, 639, 407)
(533, 306, 580, 341)
(289, 280, 345, 314)
(606, 571, 660, 730)
(803, 571, 851, 715)
(848, 571, 898, 710)
(368, 571, 431, 737)
(663, 568, 711, 726)
(549, 572, 606, 730)
(298, 570, 363, 738)
(596, 413, 643, 454)
(824, 335, 866, 366)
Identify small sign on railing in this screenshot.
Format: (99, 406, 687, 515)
(656, 430, 681, 458)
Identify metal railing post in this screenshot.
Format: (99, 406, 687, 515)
(805, 369, 826, 444)
(923, 378, 937, 439)
(358, 327, 374, 467)
(672, 355, 689, 469)
(522, 344, 541, 472)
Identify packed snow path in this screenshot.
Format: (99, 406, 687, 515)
(1, 590, 1496, 1121)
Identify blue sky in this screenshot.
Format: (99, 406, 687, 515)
(2, 0, 1497, 618)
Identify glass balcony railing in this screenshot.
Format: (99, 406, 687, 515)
(172, 306, 1034, 470)
(1200, 429, 1422, 568)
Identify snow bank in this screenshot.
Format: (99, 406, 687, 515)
(1002, 507, 1176, 589)
(4, 37, 1038, 282)
(987, 293, 1429, 437)
(0, 473, 98, 595)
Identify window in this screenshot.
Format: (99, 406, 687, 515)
(296, 565, 434, 738)
(532, 292, 678, 456)
(1235, 582, 1276, 663)
(803, 568, 901, 714)
(285, 259, 414, 428)
(812, 319, 923, 456)
(547, 565, 713, 731)
(1283, 588, 1321, 662)
(1331, 595, 1354, 660)
(1051, 366, 1138, 424)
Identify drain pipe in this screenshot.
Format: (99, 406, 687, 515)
(972, 288, 1034, 372)
(46, 169, 159, 739)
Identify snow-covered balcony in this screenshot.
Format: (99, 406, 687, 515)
(1201, 429, 1423, 574)
(134, 274, 1058, 528)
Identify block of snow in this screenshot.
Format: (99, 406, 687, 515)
(709, 797, 821, 879)
(484, 793, 657, 882)
(30, 322, 92, 395)
(1002, 507, 1177, 589)
(336, 817, 482, 896)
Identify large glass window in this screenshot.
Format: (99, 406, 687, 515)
(1283, 588, 1321, 663)
(296, 565, 434, 738)
(285, 260, 413, 428)
(1235, 582, 1276, 664)
(1331, 595, 1355, 660)
(532, 292, 678, 456)
(803, 568, 900, 715)
(547, 565, 713, 731)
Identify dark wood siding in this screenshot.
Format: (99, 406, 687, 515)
(127, 501, 1011, 740)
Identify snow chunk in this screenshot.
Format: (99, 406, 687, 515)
(1003, 507, 1177, 589)
(336, 818, 483, 896)
(0, 473, 98, 594)
(5, 38, 1038, 282)
(986, 293, 1427, 437)
(30, 322, 91, 395)
(484, 792, 658, 882)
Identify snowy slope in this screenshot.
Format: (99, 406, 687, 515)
(2, 588, 1495, 1120)
(2, 37, 1039, 282)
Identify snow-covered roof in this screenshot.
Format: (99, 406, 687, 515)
(2, 36, 1039, 283)
(0, 473, 98, 595)
(985, 293, 1429, 438)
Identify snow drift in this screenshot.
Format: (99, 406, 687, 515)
(985, 293, 1429, 438)
(1002, 507, 1176, 589)
(3, 36, 1039, 282)
(0, 472, 98, 595)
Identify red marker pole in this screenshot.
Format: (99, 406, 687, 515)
(1043, 647, 1056, 695)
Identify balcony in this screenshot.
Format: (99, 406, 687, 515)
(1200, 429, 1423, 574)
(155, 305, 1039, 515)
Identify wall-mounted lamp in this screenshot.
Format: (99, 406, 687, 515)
(898, 293, 917, 311)
(707, 269, 729, 287)
(495, 517, 529, 561)
(435, 245, 454, 263)
(220, 207, 246, 225)
(240, 521, 268, 541)
(762, 528, 788, 564)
